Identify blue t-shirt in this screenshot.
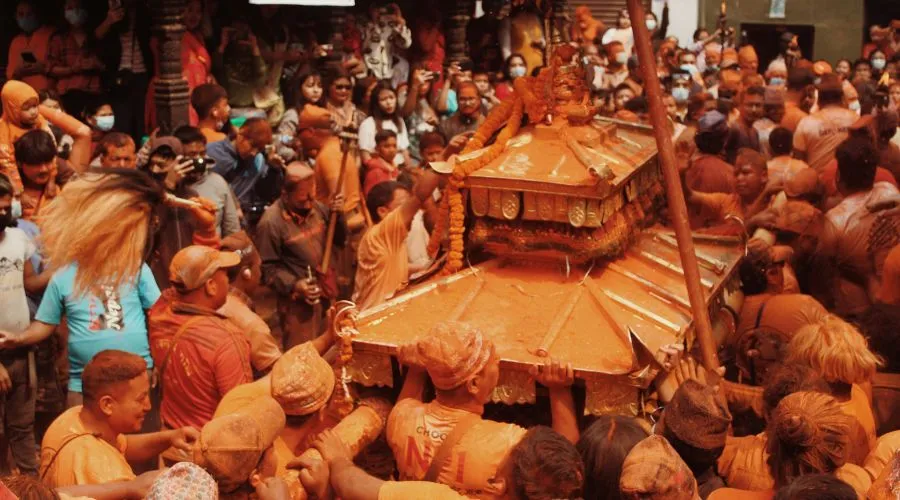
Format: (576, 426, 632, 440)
(35, 263, 160, 392)
(207, 139, 270, 206)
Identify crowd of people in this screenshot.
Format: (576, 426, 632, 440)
(0, 0, 898, 498)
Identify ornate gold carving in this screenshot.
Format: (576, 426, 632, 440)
(568, 198, 587, 227)
(537, 194, 555, 220)
(585, 199, 602, 227)
(555, 195, 569, 221)
(490, 370, 536, 405)
(488, 189, 504, 220)
(584, 379, 639, 416)
(470, 187, 489, 216)
(347, 352, 394, 388)
(501, 191, 521, 220)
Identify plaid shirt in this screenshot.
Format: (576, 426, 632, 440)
(47, 31, 102, 95)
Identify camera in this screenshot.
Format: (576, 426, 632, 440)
(191, 156, 215, 175)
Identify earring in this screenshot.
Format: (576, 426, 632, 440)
(242, 268, 252, 280)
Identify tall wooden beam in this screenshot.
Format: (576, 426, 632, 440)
(626, 0, 720, 371)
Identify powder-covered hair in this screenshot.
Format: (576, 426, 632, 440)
(786, 314, 882, 385)
(766, 391, 850, 488)
(82, 350, 148, 404)
(37, 168, 164, 296)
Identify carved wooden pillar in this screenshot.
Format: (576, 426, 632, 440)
(552, 0, 570, 45)
(153, 0, 190, 134)
(445, 0, 475, 64)
(325, 7, 348, 72)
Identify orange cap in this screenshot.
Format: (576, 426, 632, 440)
(398, 322, 495, 391)
(169, 246, 241, 291)
(812, 60, 833, 76)
(271, 342, 335, 416)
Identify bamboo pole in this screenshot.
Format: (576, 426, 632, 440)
(626, 0, 720, 371)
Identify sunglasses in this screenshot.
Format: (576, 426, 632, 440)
(334, 84, 352, 90)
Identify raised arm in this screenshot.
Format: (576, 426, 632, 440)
(529, 358, 579, 444)
(39, 105, 92, 172)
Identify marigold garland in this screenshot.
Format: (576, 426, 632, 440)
(428, 96, 526, 274)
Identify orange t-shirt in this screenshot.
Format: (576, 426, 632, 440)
(353, 208, 411, 311)
(379, 481, 473, 500)
(315, 136, 364, 229)
(708, 488, 773, 500)
(691, 191, 744, 229)
(793, 106, 859, 172)
(40, 406, 135, 488)
(6, 27, 55, 91)
(839, 384, 877, 465)
(219, 292, 282, 372)
(386, 398, 526, 498)
(735, 293, 827, 343)
(718, 431, 872, 497)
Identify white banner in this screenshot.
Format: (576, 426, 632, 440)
(249, 0, 354, 5)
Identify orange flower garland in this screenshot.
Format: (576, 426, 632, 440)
(429, 97, 526, 274)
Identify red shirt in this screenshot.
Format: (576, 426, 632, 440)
(363, 157, 399, 198)
(820, 159, 898, 196)
(148, 290, 252, 430)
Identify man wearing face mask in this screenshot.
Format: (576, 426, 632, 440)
(602, 41, 631, 91)
(438, 83, 485, 141)
(670, 71, 693, 122)
(7, 0, 55, 92)
(256, 162, 345, 349)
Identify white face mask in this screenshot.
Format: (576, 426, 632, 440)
(615, 52, 629, 66)
(849, 100, 861, 113)
(646, 20, 658, 31)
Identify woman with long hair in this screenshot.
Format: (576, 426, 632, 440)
(358, 81, 411, 166)
(276, 68, 326, 162)
(576, 416, 649, 500)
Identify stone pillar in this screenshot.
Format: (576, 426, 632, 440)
(153, 0, 190, 134)
(445, 0, 475, 64)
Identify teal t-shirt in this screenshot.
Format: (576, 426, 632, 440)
(35, 264, 160, 392)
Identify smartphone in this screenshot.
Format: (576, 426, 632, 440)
(20, 52, 37, 64)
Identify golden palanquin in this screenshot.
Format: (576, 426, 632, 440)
(348, 230, 743, 416)
(347, 114, 744, 416)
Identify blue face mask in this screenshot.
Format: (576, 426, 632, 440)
(672, 87, 690, 103)
(769, 77, 785, 87)
(95, 115, 115, 132)
(17, 15, 39, 34)
(64, 8, 88, 27)
(872, 58, 887, 71)
(509, 66, 527, 79)
(680, 64, 698, 76)
(11, 199, 22, 220)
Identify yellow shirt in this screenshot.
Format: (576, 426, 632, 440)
(864, 431, 900, 482)
(353, 208, 410, 311)
(379, 481, 473, 500)
(40, 406, 135, 488)
(386, 398, 526, 498)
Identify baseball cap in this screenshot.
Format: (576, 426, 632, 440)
(149, 136, 184, 157)
(169, 245, 241, 291)
(697, 110, 727, 134)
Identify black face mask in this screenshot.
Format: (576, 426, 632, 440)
(0, 212, 16, 230)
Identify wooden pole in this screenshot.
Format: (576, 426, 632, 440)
(626, 0, 720, 371)
(320, 137, 351, 276)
